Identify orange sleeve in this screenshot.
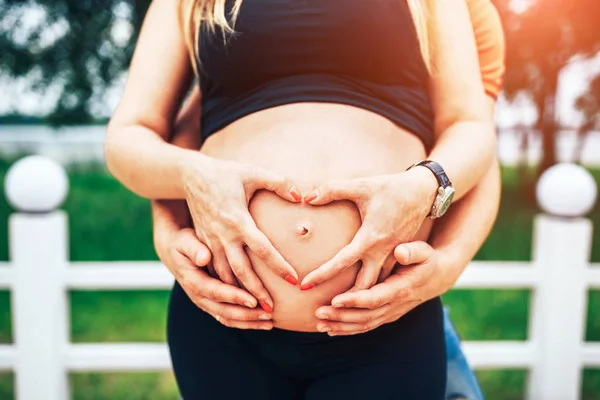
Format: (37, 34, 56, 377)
(466, 0, 506, 100)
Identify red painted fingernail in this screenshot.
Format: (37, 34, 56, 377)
(303, 190, 318, 203)
(259, 302, 273, 313)
(285, 275, 298, 285)
(300, 283, 314, 291)
(290, 186, 302, 202)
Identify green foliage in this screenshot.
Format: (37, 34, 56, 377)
(0, 0, 150, 124)
(1, 0, 599, 133)
(493, 0, 600, 172)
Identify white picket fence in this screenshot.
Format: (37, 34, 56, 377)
(0, 156, 599, 400)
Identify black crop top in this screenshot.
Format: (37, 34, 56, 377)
(197, 0, 434, 150)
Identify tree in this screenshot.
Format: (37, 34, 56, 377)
(573, 74, 600, 164)
(494, 0, 600, 177)
(1, 0, 599, 147)
(0, 0, 150, 125)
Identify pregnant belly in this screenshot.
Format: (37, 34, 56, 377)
(200, 103, 433, 331)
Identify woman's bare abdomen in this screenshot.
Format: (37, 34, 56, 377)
(200, 103, 433, 331)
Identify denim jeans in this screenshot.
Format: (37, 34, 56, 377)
(444, 307, 484, 400)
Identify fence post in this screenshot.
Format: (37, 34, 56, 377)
(6, 156, 70, 400)
(527, 163, 597, 400)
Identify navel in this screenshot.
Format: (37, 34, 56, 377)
(296, 221, 313, 239)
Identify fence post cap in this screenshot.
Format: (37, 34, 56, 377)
(4, 155, 69, 213)
(536, 163, 597, 218)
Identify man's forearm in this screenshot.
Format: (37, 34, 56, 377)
(429, 155, 501, 282)
(151, 86, 202, 255)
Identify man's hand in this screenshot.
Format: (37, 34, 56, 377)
(158, 228, 274, 330)
(314, 241, 456, 336)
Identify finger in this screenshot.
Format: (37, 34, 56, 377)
(175, 229, 212, 267)
(212, 246, 239, 287)
(394, 241, 433, 266)
(225, 245, 274, 313)
(247, 168, 302, 203)
(184, 268, 258, 308)
(215, 317, 273, 331)
(317, 316, 387, 336)
(327, 302, 420, 336)
(206, 262, 218, 278)
(316, 304, 390, 323)
(196, 297, 271, 322)
(243, 218, 298, 283)
(377, 254, 398, 284)
(331, 275, 407, 309)
(303, 179, 365, 205)
(300, 229, 369, 289)
(353, 253, 390, 290)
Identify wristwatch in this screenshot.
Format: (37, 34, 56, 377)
(406, 160, 455, 219)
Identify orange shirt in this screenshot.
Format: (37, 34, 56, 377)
(466, 0, 506, 100)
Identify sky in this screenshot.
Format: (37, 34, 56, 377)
(0, 0, 599, 129)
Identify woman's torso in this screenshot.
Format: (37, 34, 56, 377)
(196, 0, 434, 331)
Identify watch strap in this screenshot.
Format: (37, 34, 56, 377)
(408, 160, 452, 188)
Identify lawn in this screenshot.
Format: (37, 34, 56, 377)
(0, 159, 598, 399)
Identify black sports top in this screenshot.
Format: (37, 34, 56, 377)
(197, 0, 434, 150)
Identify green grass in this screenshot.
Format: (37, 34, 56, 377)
(476, 370, 527, 400)
(70, 372, 178, 400)
(0, 373, 13, 400)
(0, 291, 11, 343)
(0, 160, 599, 399)
(70, 291, 170, 343)
(442, 289, 530, 341)
(583, 369, 600, 400)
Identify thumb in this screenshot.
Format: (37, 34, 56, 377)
(176, 230, 212, 267)
(394, 241, 432, 266)
(248, 167, 302, 203)
(304, 179, 361, 205)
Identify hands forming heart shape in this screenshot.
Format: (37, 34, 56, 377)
(165, 156, 446, 334)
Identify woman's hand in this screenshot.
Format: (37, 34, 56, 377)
(182, 156, 302, 311)
(299, 166, 438, 290)
(157, 228, 274, 330)
(314, 241, 455, 336)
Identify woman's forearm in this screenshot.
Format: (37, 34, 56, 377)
(151, 85, 202, 254)
(430, 155, 501, 282)
(103, 0, 202, 200)
(104, 124, 206, 199)
(428, 120, 496, 200)
(152, 199, 193, 258)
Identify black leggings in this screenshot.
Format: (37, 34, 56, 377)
(167, 282, 446, 400)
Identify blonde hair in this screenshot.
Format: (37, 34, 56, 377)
(180, 0, 432, 73)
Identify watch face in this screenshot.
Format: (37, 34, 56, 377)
(434, 187, 455, 218)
